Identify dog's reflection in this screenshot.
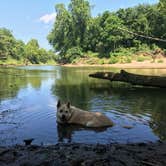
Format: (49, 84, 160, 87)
(57, 123, 108, 143)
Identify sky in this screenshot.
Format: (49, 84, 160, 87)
(0, 0, 159, 50)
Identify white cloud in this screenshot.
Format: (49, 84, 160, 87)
(39, 12, 56, 24)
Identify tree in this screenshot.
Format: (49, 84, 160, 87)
(48, 0, 91, 60)
(158, 0, 166, 15)
(48, 4, 73, 58)
(38, 48, 49, 63)
(84, 16, 102, 52)
(25, 39, 40, 64)
(12, 40, 25, 60)
(0, 28, 15, 59)
(48, 0, 165, 60)
(69, 0, 91, 47)
(97, 12, 126, 56)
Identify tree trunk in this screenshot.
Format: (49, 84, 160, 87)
(89, 70, 166, 88)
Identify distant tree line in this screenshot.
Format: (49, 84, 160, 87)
(0, 28, 56, 64)
(48, 0, 166, 62)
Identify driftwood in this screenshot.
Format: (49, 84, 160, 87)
(89, 70, 166, 88)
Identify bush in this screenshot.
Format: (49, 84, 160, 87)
(86, 51, 99, 58)
(137, 43, 151, 52)
(151, 44, 160, 51)
(86, 57, 99, 64)
(114, 47, 133, 56)
(66, 47, 83, 63)
(119, 56, 132, 63)
(136, 56, 146, 62)
(71, 57, 81, 64)
(98, 59, 105, 64)
(157, 59, 164, 63)
(109, 56, 119, 64)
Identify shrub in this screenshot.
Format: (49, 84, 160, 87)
(86, 58, 97, 64)
(109, 56, 119, 64)
(71, 57, 81, 64)
(86, 51, 99, 58)
(137, 56, 146, 62)
(98, 59, 105, 65)
(66, 47, 83, 63)
(157, 59, 164, 63)
(137, 43, 151, 52)
(119, 56, 132, 63)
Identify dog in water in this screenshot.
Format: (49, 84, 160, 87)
(56, 100, 113, 128)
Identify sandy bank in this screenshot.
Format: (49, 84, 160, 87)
(64, 59, 166, 69)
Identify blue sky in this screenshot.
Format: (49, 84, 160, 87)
(0, 0, 158, 50)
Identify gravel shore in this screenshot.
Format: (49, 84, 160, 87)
(0, 141, 166, 166)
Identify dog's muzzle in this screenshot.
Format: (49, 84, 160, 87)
(61, 115, 67, 122)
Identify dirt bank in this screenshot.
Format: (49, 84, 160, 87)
(0, 141, 166, 166)
(64, 59, 166, 69)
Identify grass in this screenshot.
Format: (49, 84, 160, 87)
(109, 56, 119, 64)
(157, 59, 164, 63)
(136, 56, 149, 62)
(0, 58, 57, 66)
(0, 58, 24, 65)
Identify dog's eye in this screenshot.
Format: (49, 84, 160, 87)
(60, 110, 63, 113)
(65, 111, 68, 113)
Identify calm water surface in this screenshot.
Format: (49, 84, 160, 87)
(0, 66, 166, 146)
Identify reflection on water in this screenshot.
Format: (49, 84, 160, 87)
(0, 66, 166, 145)
(57, 124, 108, 143)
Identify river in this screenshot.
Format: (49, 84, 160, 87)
(0, 66, 166, 145)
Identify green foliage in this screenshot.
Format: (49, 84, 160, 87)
(158, 0, 166, 15)
(157, 59, 164, 63)
(0, 28, 56, 64)
(98, 59, 105, 65)
(25, 39, 40, 64)
(66, 47, 83, 62)
(69, 0, 91, 46)
(86, 58, 97, 65)
(47, 4, 73, 56)
(0, 28, 16, 59)
(136, 56, 147, 62)
(48, 0, 165, 63)
(119, 56, 132, 63)
(48, 0, 91, 57)
(109, 56, 119, 64)
(86, 51, 99, 58)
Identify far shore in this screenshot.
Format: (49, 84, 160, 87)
(1, 59, 166, 69)
(63, 60, 166, 69)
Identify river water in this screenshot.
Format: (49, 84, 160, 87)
(0, 66, 166, 145)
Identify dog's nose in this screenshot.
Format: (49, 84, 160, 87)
(62, 114, 65, 120)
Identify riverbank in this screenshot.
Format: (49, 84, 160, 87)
(1, 58, 166, 69)
(0, 59, 57, 67)
(0, 141, 166, 166)
(64, 58, 166, 69)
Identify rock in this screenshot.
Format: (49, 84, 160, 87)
(123, 125, 133, 129)
(23, 138, 34, 146)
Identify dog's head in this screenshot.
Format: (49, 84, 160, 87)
(56, 100, 72, 124)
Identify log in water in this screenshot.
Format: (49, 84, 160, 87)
(89, 70, 166, 88)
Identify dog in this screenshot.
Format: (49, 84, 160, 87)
(56, 100, 113, 128)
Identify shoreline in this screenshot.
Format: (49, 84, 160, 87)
(1, 59, 166, 69)
(0, 141, 166, 166)
(63, 61, 166, 69)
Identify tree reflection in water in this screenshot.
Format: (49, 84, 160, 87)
(52, 67, 166, 141)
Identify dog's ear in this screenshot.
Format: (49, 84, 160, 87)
(57, 100, 61, 108)
(66, 101, 70, 108)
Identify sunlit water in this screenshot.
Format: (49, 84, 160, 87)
(0, 66, 166, 146)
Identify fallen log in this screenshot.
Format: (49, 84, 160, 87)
(89, 70, 166, 88)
